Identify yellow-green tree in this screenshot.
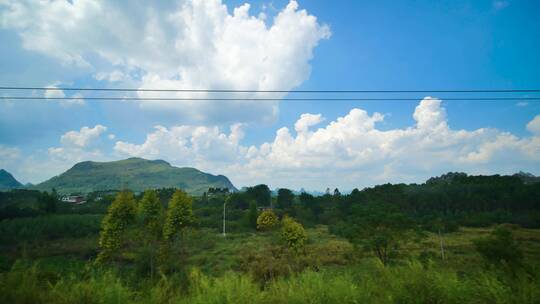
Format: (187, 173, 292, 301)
(138, 189, 162, 237)
(96, 190, 137, 263)
(163, 190, 194, 241)
(256, 209, 278, 231)
(136, 190, 163, 279)
(281, 216, 307, 254)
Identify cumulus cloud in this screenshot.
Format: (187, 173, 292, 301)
(113, 97, 540, 189)
(295, 113, 324, 134)
(527, 115, 540, 135)
(1, 0, 330, 123)
(49, 125, 109, 163)
(60, 125, 107, 148)
(114, 124, 246, 165)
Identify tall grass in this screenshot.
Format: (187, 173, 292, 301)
(1, 259, 538, 303)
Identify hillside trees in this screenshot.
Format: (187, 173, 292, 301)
(37, 191, 57, 214)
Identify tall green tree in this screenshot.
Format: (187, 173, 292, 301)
(136, 190, 163, 279)
(246, 200, 258, 230)
(246, 184, 271, 207)
(97, 190, 137, 263)
(38, 191, 57, 214)
(163, 190, 194, 241)
(138, 190, 162, 237)
(276, 188, 294, 210)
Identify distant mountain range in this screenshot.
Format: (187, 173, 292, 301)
(0, 169, 23, 191)
(0, 157, 236, 195)
(1, 161, 539, 195)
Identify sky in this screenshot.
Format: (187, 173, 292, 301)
(0, 0, 539, 191)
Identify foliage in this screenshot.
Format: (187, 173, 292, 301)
(474, 226, 524, 268)
(335, 204, 418, 265)
(163, 190, 194, 241)
(246, 201, 258, 230)
(256, 209, 278, 231)
(0, 214, 102, 244)
(137, 189, 162, 237)
(2, 259, 540, 304)
(38, 191, 58, 214)
(97, 190, 137, 263)
(281, 216, 307, 254)
(246, 184, 271, 207)
(276, 188, 294, 210)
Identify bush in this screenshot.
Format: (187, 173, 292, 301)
(256, 209, 278, 231)
(473, 226, 523, 268)
(281, 216, 307, 254)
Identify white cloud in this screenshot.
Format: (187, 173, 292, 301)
(294, 113, 324, 134)
(112, 97, 540, 189)
(527, 115, 540, 135)
(43, 83, 85, 106)
(48, 124, 110, 168)
(0, 145, 22, 167)
(44, 85, 65, 99)
(114, 124, 246, 165)
(94, 70, 128, 82)
(3, 99, 539, 188)
(1, 0, 330, 123)
(60, 125, 107, 148)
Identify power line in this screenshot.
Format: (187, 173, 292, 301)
(1, 96, 539, 102)
(1, 86, 540, 93)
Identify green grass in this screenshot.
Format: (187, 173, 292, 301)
(2, 260, 539, 304)
(2, 223, 540, 303)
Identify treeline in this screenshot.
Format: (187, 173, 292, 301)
(192, 173, 540, 232)
(1, 172, 539, 229)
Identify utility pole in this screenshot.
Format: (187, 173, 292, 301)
(438, 229, 445, 260)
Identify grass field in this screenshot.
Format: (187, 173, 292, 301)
(3, 218, 539, 277)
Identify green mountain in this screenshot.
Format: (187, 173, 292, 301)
(32, 158, 236, 195)
(0, 169, 23, 191)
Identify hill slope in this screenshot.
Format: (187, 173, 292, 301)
(32, 158, 236, 195)
(0, 169, 23, 191)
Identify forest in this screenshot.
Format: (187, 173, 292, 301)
(1, 172, 540, 303)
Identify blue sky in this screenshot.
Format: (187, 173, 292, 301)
(0, 0, 539, 190)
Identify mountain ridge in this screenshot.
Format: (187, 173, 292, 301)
(0, 169, 23, 191)
(31, 157, 236, 195)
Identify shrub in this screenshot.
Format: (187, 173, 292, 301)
(256, 209, 278, 231)
(473, 226, 523, 268)
(281, 216, 307, 254)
